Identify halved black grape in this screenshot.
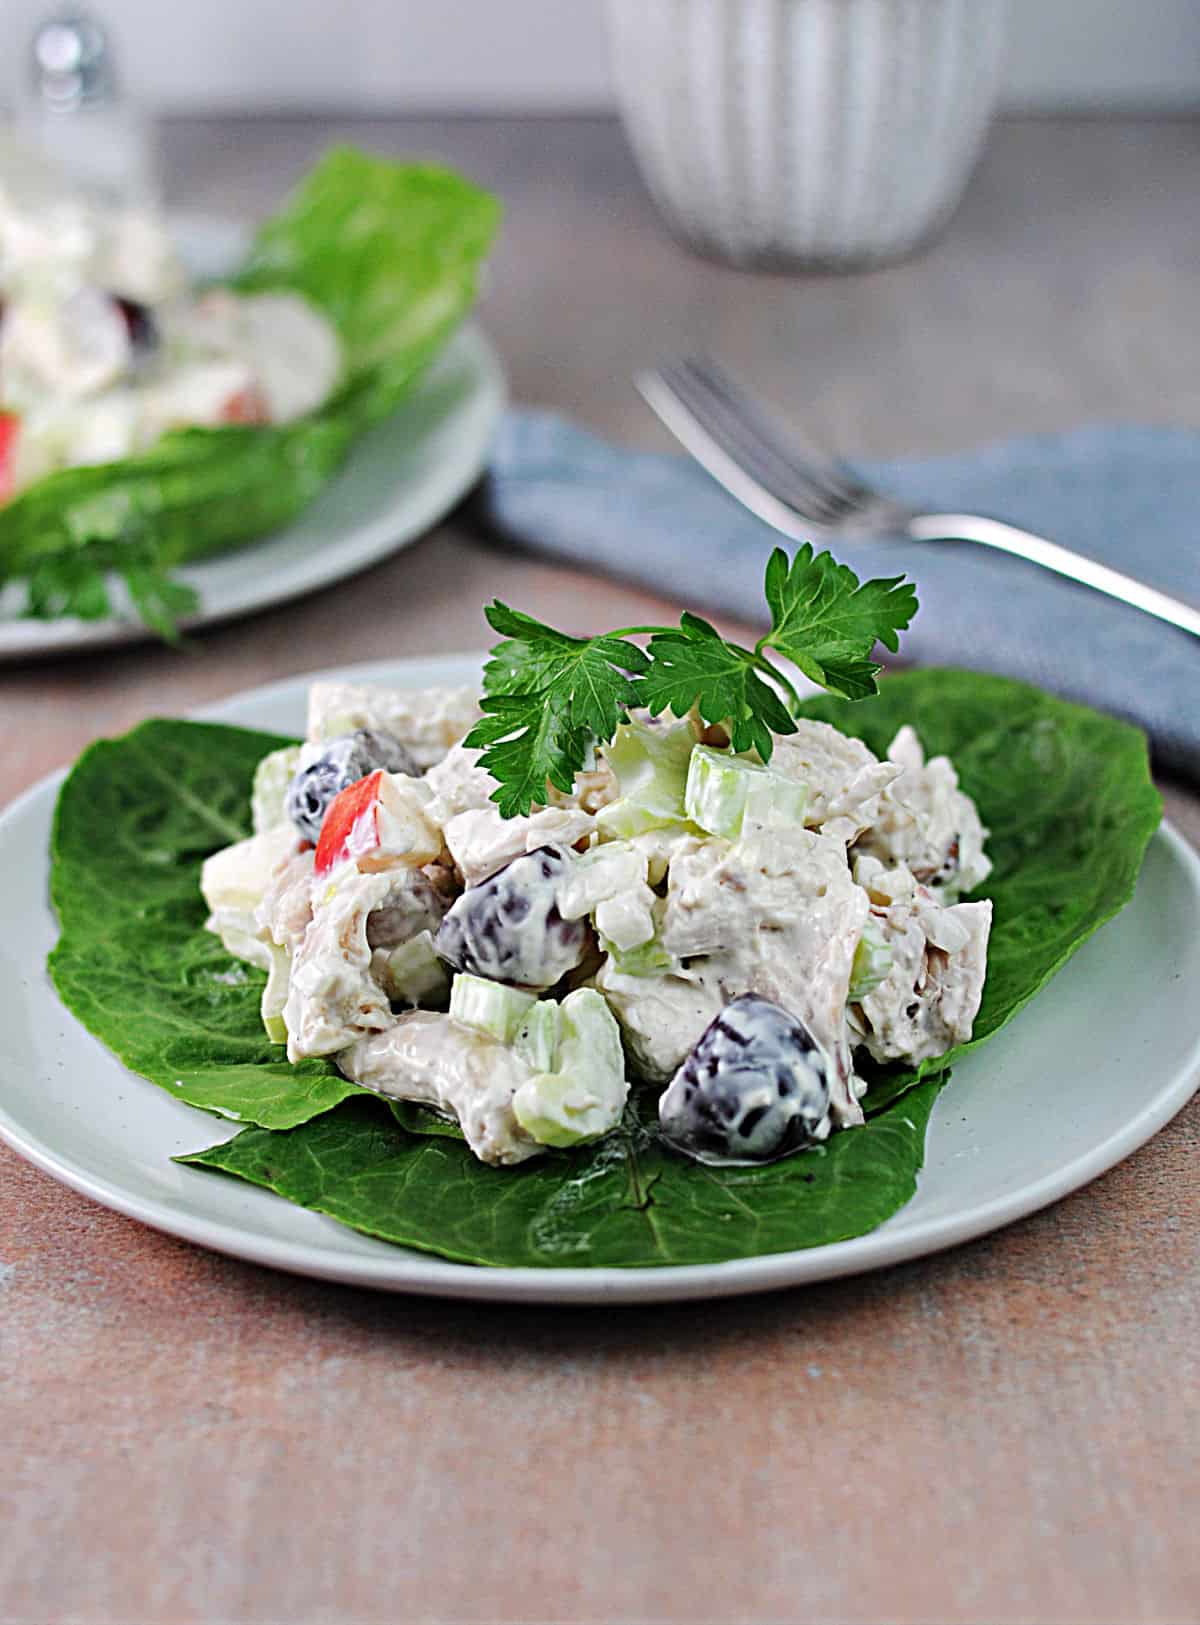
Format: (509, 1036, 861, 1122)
(286, 729, 419, 842)
(113, 296, 159, 356)
(658, 994, 832, 1165)
(435, 846, 588, 990)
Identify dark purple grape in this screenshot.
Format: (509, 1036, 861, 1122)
(113, 296, 159, 357)
(658, 994, 832, 1165)
(365, 870, 447, 950)
(435, 846, 588, 990)
(286, 729, 419, 842)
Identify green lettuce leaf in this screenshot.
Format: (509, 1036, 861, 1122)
(179, 1083, 942, 1269)
(0, 147, 500, 627)
(48, 719, 364, 1129)
(232, 147, 501, 432)
(47, 670, 1161, 1265)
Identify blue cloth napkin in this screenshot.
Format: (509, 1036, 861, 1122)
(477, 411, 1200, 781)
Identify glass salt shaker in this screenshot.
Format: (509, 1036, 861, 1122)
(15, 7, 160, 208)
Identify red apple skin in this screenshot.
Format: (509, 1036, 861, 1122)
(0, 414, 20, 503)
(221, 383, 271, 425)
(314, 770, 386, 876)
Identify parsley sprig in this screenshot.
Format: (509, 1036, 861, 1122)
(465, 544, 917, 817)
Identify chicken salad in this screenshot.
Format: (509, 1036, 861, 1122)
(202, 677, 993, 1169)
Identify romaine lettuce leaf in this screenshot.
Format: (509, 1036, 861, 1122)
(0, 147, 500, 630)
(180, 1082, 942, 1269)
(46, 670, 1161, 1265)
(48, 719, 364, 1129)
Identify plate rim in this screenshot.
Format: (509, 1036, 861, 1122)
(2, 657, 1199, 1304)
(0, 322, 505, 661)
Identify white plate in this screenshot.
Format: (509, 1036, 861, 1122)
(0, 211, 506, 659)
(3, 655, 1199, 1304)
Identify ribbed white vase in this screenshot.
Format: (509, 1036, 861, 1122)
(606, 0, 1009, 268)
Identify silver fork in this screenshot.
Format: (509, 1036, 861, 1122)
(636, 356, 1200, 639)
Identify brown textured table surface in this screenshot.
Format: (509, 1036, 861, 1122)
(3, 116, 1200, 1625)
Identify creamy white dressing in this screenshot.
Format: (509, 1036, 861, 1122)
(443, 803, 594, 889)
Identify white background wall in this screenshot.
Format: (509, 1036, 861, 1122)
(7, 0, 1200, 113)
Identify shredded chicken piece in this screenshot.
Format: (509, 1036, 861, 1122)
(284, 870, 431, 1061)
(423, 742, 499, 823)
(853, 726, 991, 895)
(664, 829, 870, 1125)
(768, 719, 902, 844)
(444, 804, 595, 888)
(592, 962, 724, 1084)
(339, 1011, 542, 1165)
(849, 888, 992, 1064)
(255, 845, 316, 956)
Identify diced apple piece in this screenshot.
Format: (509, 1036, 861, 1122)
(314, 770, 441, 876)
(201, 824, 300, 917)
(0, 413, 19, 503)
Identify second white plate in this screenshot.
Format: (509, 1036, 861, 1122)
(1, 656, 1199, 1304)
(0, 325, 505, 660)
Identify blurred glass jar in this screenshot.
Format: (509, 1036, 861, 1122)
(606, 0, 1009, 269)
(12, 7, 160, 209)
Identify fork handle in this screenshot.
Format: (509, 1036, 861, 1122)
(908, 512, 1200, 639)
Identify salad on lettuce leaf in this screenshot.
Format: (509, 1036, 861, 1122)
(0, 145, 499, 633)
(46, 550, 1161, 1267)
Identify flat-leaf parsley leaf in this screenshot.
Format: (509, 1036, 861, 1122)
(761, 544, 917, 701)
(466, 604, 650, 817)
(464, 545, 917, 815)
(640, 613, 795, 760)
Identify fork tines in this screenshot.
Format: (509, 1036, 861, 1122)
(637, 355, 892, 533)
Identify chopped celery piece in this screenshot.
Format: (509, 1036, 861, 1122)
(742, 772, 808, 834)
(514, 999, 560, 1073)
(606, 717, 696, 797)
(512, 989, 628, 1148)
(449, 971, 537, 1042)
(684, 745, 807, 839)
(594, 799, 672, 840)
(252, 745, 301, 834)
(261, 941, 291, 1042)
(595, 719, 696, 837)
(556, 840, 645, 921)
(377, 931, 451, 1008)
(849, 920, 893, 1000)
(600, 935, 673, 977)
